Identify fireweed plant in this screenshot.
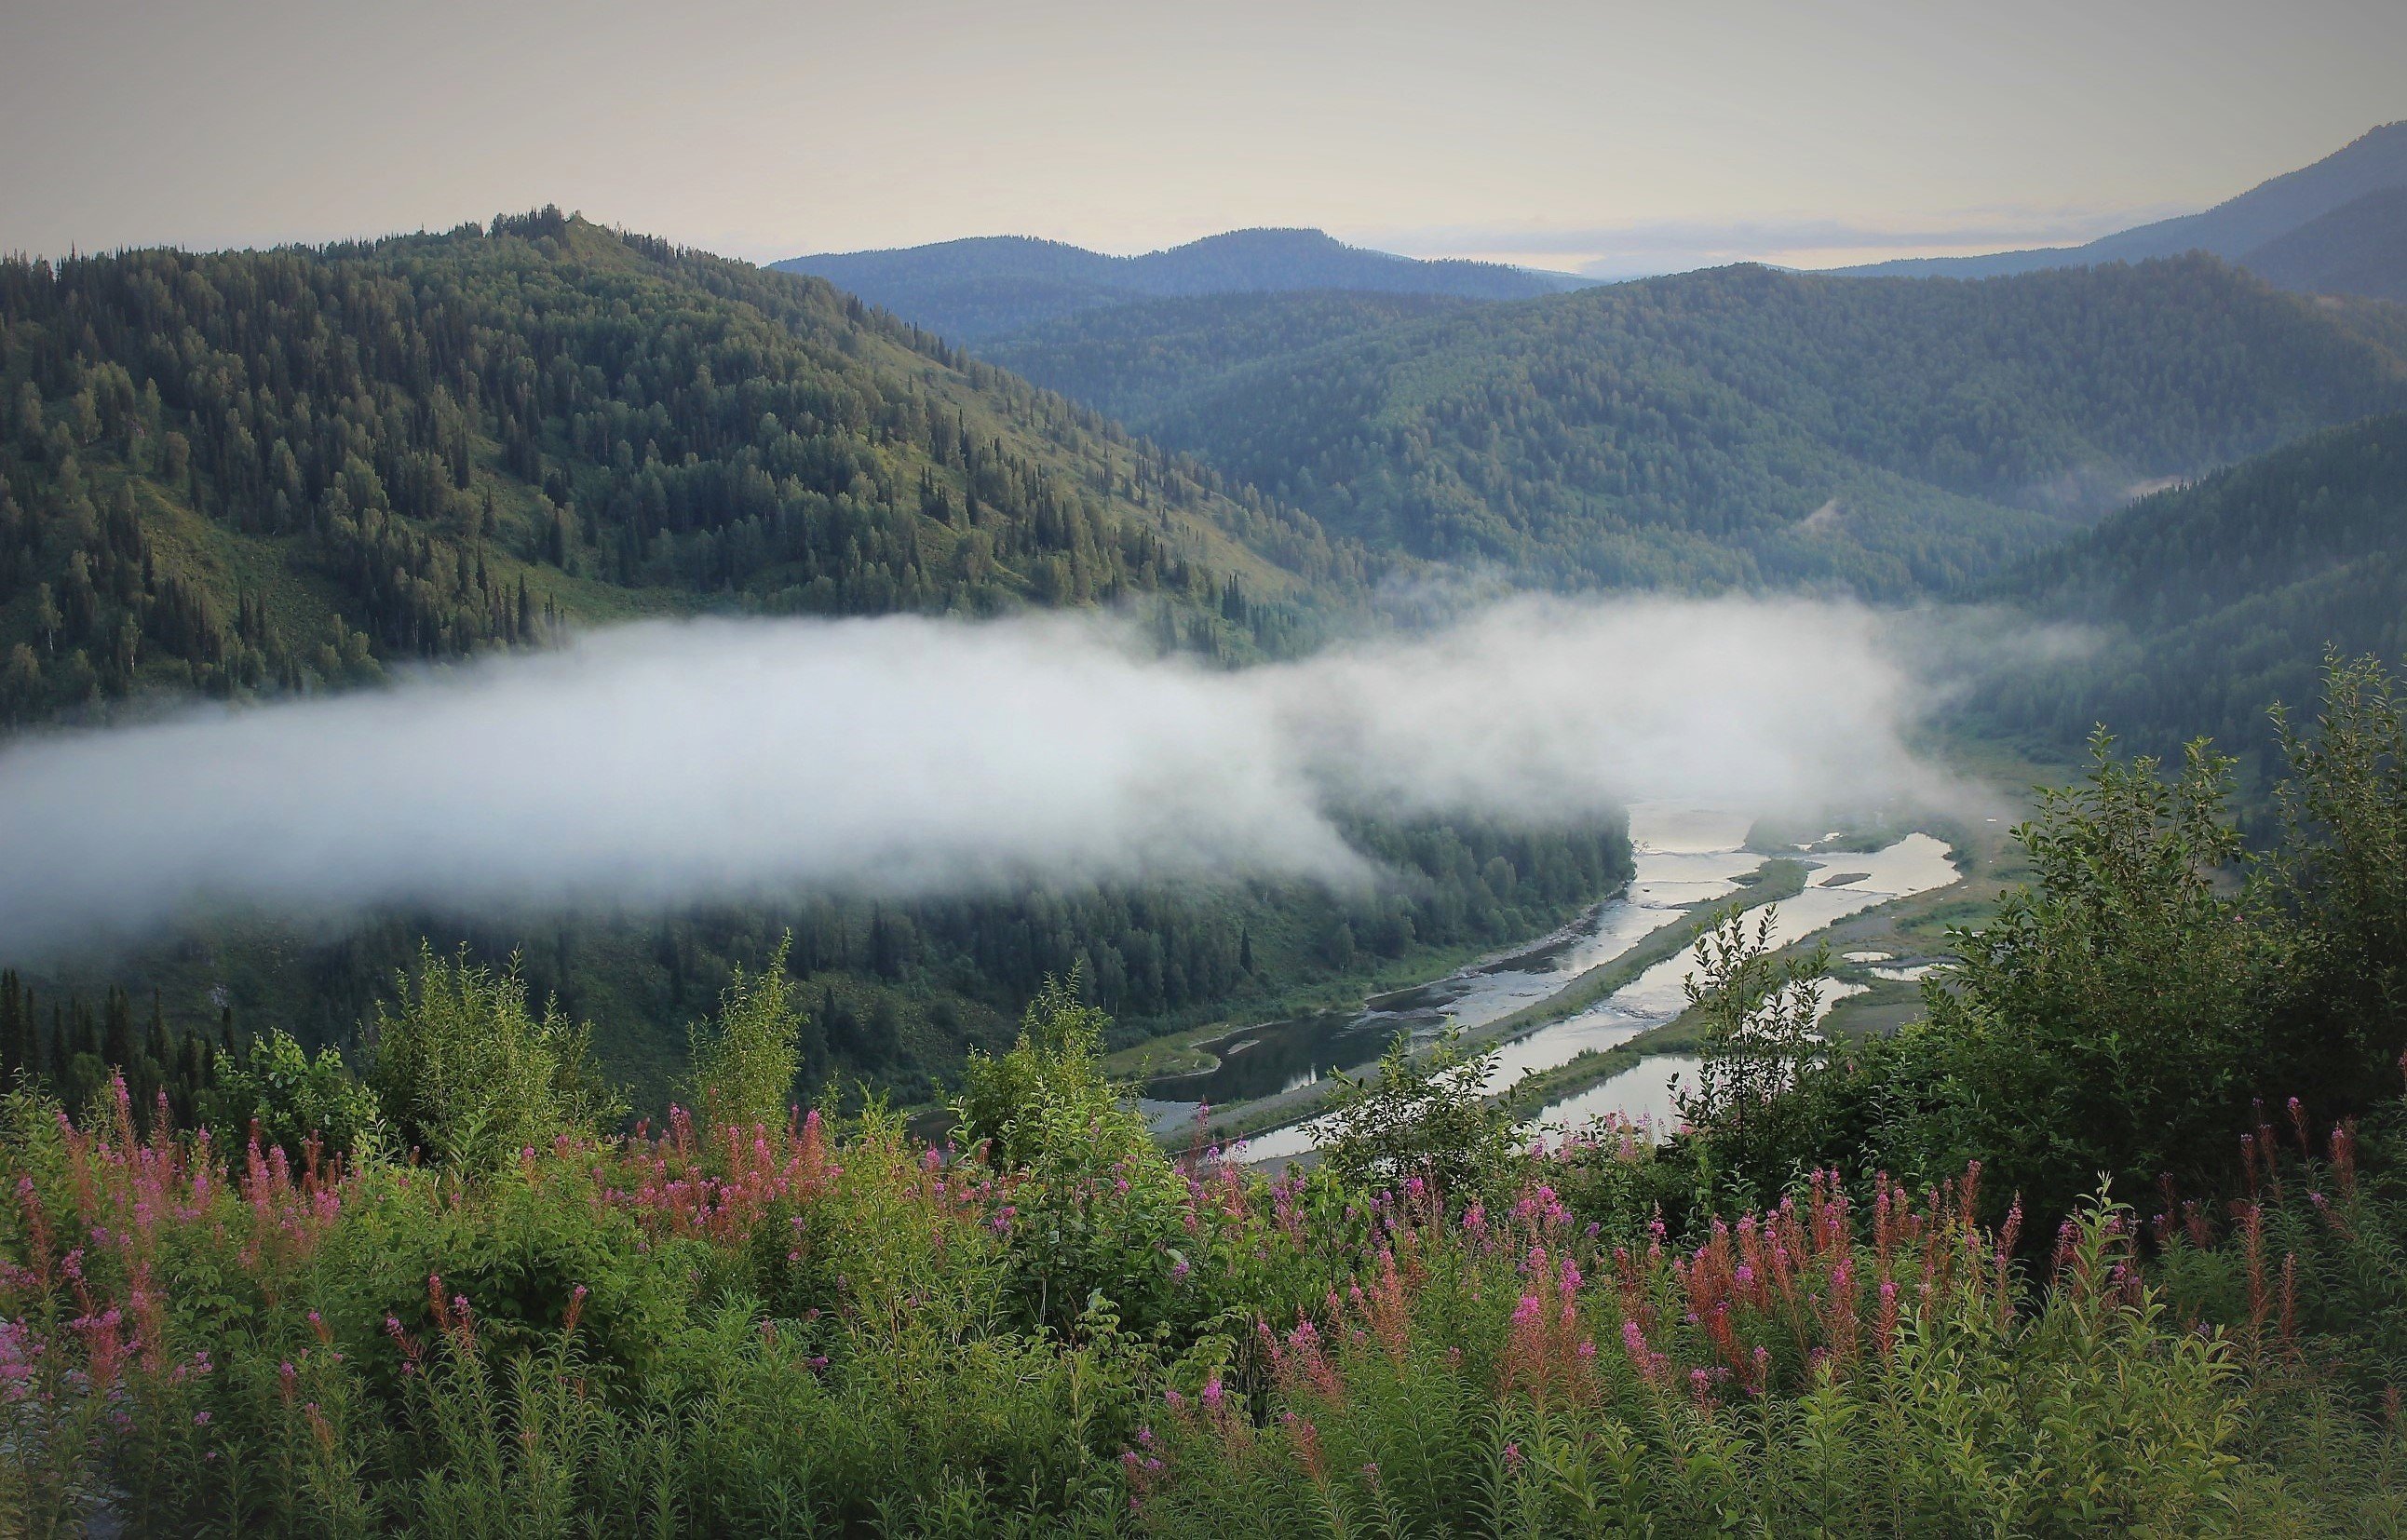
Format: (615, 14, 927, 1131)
(6, 658, 2407, 1535)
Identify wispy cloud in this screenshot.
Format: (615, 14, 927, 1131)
(0, 600, 1959, 957)
(1351, 204, 2196, 279)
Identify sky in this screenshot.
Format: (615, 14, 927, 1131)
(3, 0, 2402, 276)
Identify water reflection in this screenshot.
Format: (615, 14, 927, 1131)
(1221, 807, 1961, 1165)
(1529, 1055, 1704, 1137)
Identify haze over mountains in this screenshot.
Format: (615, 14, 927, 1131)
(984, 257, 2407, 596)
(7, 122, 2407, 1097)
(787, 124, 2407, 334)
(1837, 120, 2407, 296)
(773, 228, 1591, 343)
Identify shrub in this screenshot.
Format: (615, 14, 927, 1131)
(367, 945, 625, 1170)
(1319, 1027, 1516, 1202)
(211, 1028, 385, 1161)
(683, 935, 803, 1131)
(959, 974, 1210, 1340)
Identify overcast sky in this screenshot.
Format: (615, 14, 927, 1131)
(4, 0, 2401, 274)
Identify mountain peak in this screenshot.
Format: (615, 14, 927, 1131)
(772, 229, 1588, 342)
(1835, 122, 2407, 284)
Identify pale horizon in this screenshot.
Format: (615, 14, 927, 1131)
(4, 0, 2402, 276)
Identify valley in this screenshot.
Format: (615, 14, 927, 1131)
(1129, 796, 2014, 1165)
(9, 12, 2407, 1528)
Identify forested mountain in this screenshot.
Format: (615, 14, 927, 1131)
(18, 810, 1634, 1114)
(1002, 256, 2407, 595)
(1971, 412, 2407, 768)
(0, 208, 1363, 726)
(982, 290, 1477, 426)
(2242, 186, 2407, 304)
(773, 228, 1586, 343)
(1840, 120, 2407, 285)
(0, 209, 1642, 1108)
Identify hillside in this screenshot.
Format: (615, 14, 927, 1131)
(0, 209, 1378, 727)
(1020, 256, 2407, 595)
(13, 655, 2407, 1533)
(2242, 186, 2407, 304)
(1839, 120, 2407, 283)
(7, 210, 1608, 1102)
(1971, 412, 2407, 767)
(774, 227, 1587, 343)
(981, 290, 1478, 426)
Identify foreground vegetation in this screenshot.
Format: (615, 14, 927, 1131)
(2, 811, 1633, 1113)
(7, 658, 2407, 1535)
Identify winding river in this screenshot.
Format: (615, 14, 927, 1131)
(1171, 805, 1961, 1164)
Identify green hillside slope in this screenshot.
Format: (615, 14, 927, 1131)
(1028, 257, 2404, 596)
(2244, 186, 2407, 304)
(0, 211, 1638, 1110)
(982, 290, 1477, 426)
(0, 209, 1362, 726)
(1973, 412, 2407, 766)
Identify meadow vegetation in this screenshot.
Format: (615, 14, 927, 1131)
(7, 658, 2407, 1534)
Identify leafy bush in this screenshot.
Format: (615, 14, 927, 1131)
(367, 945, 625, 1170)
(682, 935, 803, 1130)
(1701, 657, 2407, 1231)
(210, 1028, 385, 1162)
(959, 974, 1216, 1341)
(1319, 1027, 1516, 1201)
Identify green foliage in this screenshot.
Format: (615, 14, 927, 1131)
(1319, 1027, 1516, 1200)
(958, 974, 1222, 1338)
(682, 935, 803, 1128)
(10, 957, 2407, 1534)
(212, 1028, 384, 1160)
(1702, 656, 2407, 1233)
(1141, 1203, 2293, 1537)
(1904, 736, 2270, 1221)
(2267, 654, 2407, 1109)
(368, 945, 625, 1169)
(1977, 412, 2407, 765)
(1674, 905, 1832, 1198)
(955, 970, 1120, 1171)
(0, 212, 1352, 723)
(992, 257, 2405, 596)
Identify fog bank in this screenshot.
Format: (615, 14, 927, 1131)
(0, 597, 1954, 956)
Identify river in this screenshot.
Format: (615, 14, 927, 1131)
(1203, 804, 1960, 1164)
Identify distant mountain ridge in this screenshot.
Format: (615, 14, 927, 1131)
(773, 227, 1591, 342)
(979, 256, 2407, 600)
(1836, 122, 2407, 294)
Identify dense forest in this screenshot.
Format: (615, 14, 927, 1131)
(1, 811, 1633, 1114)
(986, 257, 2407, 596)
(0, 211, 1653, 1113)
(983, 290, 1477, 428)
(7, 659, 2407, 1534)
(2242, 185, 2407, 304)
(0, 208, 1366, 725)
(1970, 412, 2407, 774)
